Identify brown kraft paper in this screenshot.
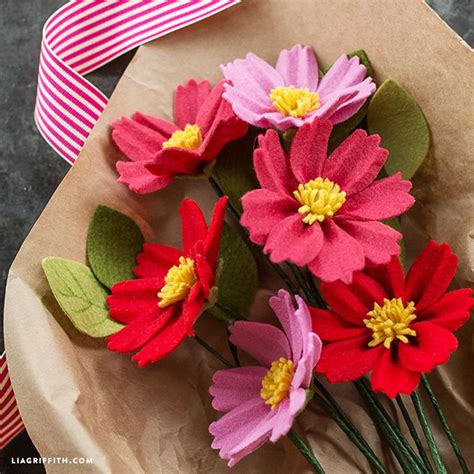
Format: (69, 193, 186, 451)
(4, 1, 473, 472)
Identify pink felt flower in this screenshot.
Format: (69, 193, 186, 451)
(112, 79, 248, 193)
(222, 44, 375, 131)
(209, 290, 321, 467)
(240, 118, 415, 284)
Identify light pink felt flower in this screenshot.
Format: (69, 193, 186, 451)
(209, 290, 321, 467)
(222, 44, 375, 131)
(240, 118, 415, 284)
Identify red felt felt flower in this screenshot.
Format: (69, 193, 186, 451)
(311, 241, 473, 397)
(106, 197, 227, 367)
(112, 79, 248, 193)
(240, 118, 414, 283)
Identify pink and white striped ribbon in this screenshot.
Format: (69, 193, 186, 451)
(0, 352, 25, 449)
(1, 1, 239, 451)
(34, 0, 240, 164)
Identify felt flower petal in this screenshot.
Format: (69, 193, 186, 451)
(210, 366, 267, 412)
(222, 52, 283, 103)
(364, 256, 405, 298)
(221, 85, 273, 127)
(270, 387, 307, 442)
(204, 197, 228, 269)
(269, 290, 304, 361)
(289, 118, 332, 183)
(229, 321, 291, 367)
(310, 308, 367, 341)
(323, 130, 388, 196)
(241, 189, 297, 245)
(339, 173, 414, 221)
(179, 198, 208, 255)
(132, 284, 203, 366)
(337, 220, 402, 266)
(317, 55, 368, 97)
(292, 332, 321, 389)
(107, 277, 164, 324)
(116, 160, 174, 194)
(317, 335, 383, 382)
(146, 148, 205, 176)
(133, 112, 179, 137)
(198, 99, 248, 160)
(275, 44, 318, 90)
(112, 117, 167, 162)
(319, 280, 370, 325)
(398, 322, 458, 373)
(308, 220, 365, 284)
(327, 78, 375, 124)
(265, 214, 324, 266)
(310, 89, 359, 124)
(134, 243, 182, 279)
(210, 397, 275, 467)
(174, 79, 211, 129)
(403, 241, 458, 311)
(417, 289, 473, 331)
(107, 306, 174, 353)
(349, 272, 389, 308)
(370, 350, 420, 398)
(254, 130, 297, 194)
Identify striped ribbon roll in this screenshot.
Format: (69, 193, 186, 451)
(2, 0, 239, 450)
(0, 353, 25, 449)
(34, 0, 239, 164)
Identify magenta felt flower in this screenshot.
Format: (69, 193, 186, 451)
(209, 290, 321, 467)
(222, 44, 375, 131)
(240, 118, 415, 284)
(112, 79, 248, 193)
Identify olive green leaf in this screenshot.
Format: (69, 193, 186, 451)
(209, 224, 258, 322)
(368, 80, 430, 179)
(87, 205, 144, 289)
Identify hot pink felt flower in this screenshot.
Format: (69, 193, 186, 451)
(222, 44, 375, 131)
(209, 290, 321, 467)
(240, 118, 415, 283)
(112, 79, 248, 193)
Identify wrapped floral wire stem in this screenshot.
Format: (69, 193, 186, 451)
(420, 375, 470, 473)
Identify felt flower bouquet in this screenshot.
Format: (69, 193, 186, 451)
(42, 45, 472, 472)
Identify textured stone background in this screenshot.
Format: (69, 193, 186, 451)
(0, 0, 472, 471)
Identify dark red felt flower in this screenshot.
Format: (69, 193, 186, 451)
(107, 197, 227, 367)
(112, 79, 248, 193)
(311, 241, 473, 397)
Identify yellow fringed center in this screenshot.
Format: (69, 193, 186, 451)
(158, 257, 197, 308)
(162, 124, 202, 150)
(364, 298, 417, 349)
(261, 357, 295, 410)
(293, 177, 346, 224)
(269, 86, 320, 118)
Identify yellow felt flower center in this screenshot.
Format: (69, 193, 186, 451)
(269, 86, 320, 117)
(364, 298, 418, 349)
(158, 257, 197, 308)
(261, 357, 295, 410)
(162, 124, 203, 150)
(293, 177, 346, 224)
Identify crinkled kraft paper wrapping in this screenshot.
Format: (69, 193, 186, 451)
(4, 1, 473, 472)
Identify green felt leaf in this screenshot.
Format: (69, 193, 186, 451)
(327, 49, 374, 152)
(209, 224, 258, 322)
(42, 257, 124, 337)
(367, 80, 430, 179)
(213, 127, 260, 213)
(87, 205, 144, 289)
